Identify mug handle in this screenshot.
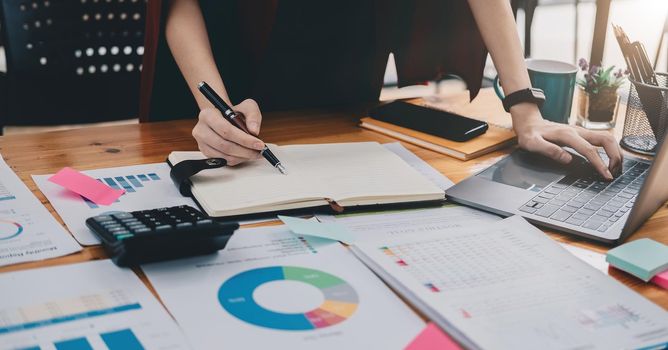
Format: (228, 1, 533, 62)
(493, 75, 505, 100)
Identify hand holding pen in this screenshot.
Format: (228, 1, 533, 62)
(196, 82, 287, 174)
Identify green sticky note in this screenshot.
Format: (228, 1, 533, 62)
(606, 238, 668, 282)
(278, 216, 356, 244)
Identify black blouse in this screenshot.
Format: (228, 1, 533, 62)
(148, 0, 488, 120)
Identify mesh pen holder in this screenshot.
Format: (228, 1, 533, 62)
(621, 73, 668, 155)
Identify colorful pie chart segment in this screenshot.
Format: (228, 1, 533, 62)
(0, 219, 23, 240)
(218, 266, 359, 331)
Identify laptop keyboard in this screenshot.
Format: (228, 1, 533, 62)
(519, 159, 649, 232)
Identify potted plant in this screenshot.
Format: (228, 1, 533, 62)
(576, 58, 628, 129)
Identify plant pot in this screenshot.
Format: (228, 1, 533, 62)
(576, 86, 620, 130)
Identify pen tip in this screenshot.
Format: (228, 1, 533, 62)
(276, 163, 288, 175)
(197, 81, 206, 89)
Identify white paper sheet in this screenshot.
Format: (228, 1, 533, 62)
(0, 155, 80, 266)
(33, 163, 196, 245)
(353, 216, 668, 350)
(317, 204, 500, 242)
(383, 142, 455, 190)
(0, 260, 190, 350)
(559, 242, 610, 274)
(142, 226, 425, 350)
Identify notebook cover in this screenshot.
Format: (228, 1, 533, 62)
(360, 117, 516, 160)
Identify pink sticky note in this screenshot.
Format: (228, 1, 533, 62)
(405, 323, 462, 350)
(48, 167, 125, 205)
(651, 269, 668, 290)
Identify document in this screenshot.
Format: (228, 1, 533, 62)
(353, 216, 668, 350)
(316, 204, 500, 242)
(0, 260, 190, 350)
(279, 215, 356, 244)
(0, 155, 80, 266)
(33, 163, 197, 245)
(142, 226, 425, 350)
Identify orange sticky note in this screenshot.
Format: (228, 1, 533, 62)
(48, 167, 125, 205)
(405, 323, 462, 350)
(652, 269, 668, 290)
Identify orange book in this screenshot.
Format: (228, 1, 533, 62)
(360, 116, 516, 161)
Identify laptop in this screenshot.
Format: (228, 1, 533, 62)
(446, 139, 668, 245)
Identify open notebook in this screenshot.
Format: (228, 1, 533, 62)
(167, 142, 445, 217)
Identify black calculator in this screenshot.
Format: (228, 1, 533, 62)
(86, 205, 238, 267)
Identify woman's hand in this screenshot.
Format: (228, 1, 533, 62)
(511, 103, 623, 180)
(192, 99, 265, 165)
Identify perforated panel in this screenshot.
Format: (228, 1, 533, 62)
(1, 0, 147, 123)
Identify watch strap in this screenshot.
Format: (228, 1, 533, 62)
(502, 88, 546, 113)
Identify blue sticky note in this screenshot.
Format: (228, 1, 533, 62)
(606, 238, 668, 282)
(278, 216, 356, 244)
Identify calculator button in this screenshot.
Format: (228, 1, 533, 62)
(115, 233, 134, 240)
(108, 227, 126, 232)
(176, 222, 193, 228)
(112, 212, 133, 219)
(155, 225, 173, 231)
(113, 230, 131, 236)
(100, 221, 117, 227)
(133, 228, 151, 234)
(196, 219, 213, 226)
(94, 215, 113, 222)
(121, 218, 140, 223)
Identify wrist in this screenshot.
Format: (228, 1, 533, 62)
(510, 103, 544, 132)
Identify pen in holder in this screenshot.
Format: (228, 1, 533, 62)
(621, 73, 668, 155)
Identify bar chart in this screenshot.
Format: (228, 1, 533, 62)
(1, 261, 190, 350)
(83, 173, 162, 209)
(0, 290, 140, 335)
(27, 328, 146, 350)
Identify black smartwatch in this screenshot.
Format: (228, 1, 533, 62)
(502, 88, 546, 113)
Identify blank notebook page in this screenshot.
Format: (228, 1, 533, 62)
(168, 142, 443, 216)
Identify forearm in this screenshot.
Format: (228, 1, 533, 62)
(466, 0, 533, 100)
(166, 0, 229, 108)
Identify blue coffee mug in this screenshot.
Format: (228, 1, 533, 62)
(494, 59, 578, 124)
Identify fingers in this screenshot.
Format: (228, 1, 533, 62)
(197, 142, 246, 166)
(577, 129, 623, 176)
(199, 108, 265, 151)
(235, 99, 262, 136)
(193, 108, 265, 166)
(519, 134, 573, 164)
(544, 127, 613, 180)
(194, 123, 261, 160)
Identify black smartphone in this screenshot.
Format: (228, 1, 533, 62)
(369, 101, 488, 142)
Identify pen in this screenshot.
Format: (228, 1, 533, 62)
(197, 81, 287, 175)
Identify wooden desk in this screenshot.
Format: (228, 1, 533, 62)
(0, 89, 666, 313)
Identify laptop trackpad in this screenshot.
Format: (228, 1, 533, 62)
(476, 149, 587, 193)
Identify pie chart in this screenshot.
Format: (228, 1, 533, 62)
(218, 266, 359, 331)
(0, 219, 23, 240)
